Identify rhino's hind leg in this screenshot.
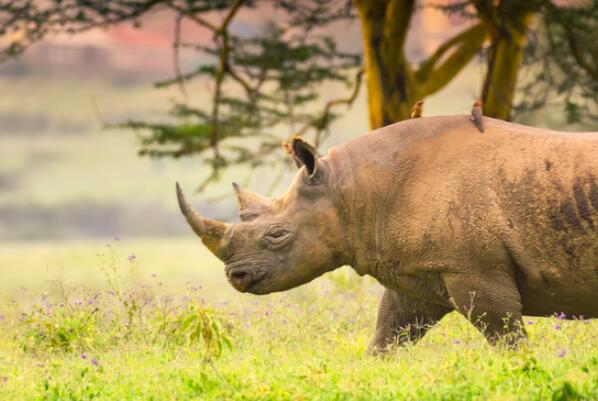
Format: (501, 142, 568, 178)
(443, 271, 527, 346)
(368, 289, 452, 355)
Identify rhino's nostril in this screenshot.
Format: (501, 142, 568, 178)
(229, 270, 258, 292)
(231, 271, 249, 281)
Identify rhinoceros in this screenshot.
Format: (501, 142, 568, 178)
(176, 115, 598, 353)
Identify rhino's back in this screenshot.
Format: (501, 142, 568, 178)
(344, 115, 598, 158)
(331, 116, 598, 317)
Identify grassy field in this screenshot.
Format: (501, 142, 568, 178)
(0, 240, 596, 401)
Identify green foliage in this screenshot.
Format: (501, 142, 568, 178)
(20, 302, 102, 353)
(7, 244, 232, 359)
(0, 0, 362, 191)
(441, 0, 598, 124)
(0, 242, 597, 400)
(124, 22, 361, 173)
(1, 0, 597, 190)
(521, 0, 598, 124)
(168, 302, 232, 357)
(552, 381, 583, 401)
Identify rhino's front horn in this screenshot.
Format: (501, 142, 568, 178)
(176, 182, 229, 257)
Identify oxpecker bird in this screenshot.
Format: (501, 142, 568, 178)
(410, 100, 424, 118)
(470, 100, 484, 133)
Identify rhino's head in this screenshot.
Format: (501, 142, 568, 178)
(176, 139, 350, 294)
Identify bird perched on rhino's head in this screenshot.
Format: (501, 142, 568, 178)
(471, 100, 484, 133)
(410, 100, 424, 118)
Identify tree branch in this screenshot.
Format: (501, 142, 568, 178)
(470, 0, 500, 37)
(565, 26, 598, 80)
(167, 2, 219, 32)
(383, 0, 416, 50)
(224, 63, 255, 95)
(297, 68, 364, 147)
(416, 22, 486, 81)
(421, 23, 487, 95)
(221, 0, 244, 30)
(209, 0, 245, 163)
(172, 12, 187, 98)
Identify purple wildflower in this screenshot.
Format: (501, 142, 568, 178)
(127, 254, 136, 262)
(453, 340, 461, 345)
(80, 354, 87, 360)
(556, 312, 566, 320)
(91, 358, 99, 366)
(554, 324, 562, 330)
(527, 320, 534, 325)
(558, 349, 567, 358)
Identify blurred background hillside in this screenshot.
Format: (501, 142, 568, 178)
(0, 3, 490, 241)
(1, 0, 596, 243)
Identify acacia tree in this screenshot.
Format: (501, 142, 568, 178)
(352, 0, 486, 127)
(0, 0, 596, 189)
(444, 0, 598, 121)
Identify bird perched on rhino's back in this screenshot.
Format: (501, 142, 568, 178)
(470, 100, 484, 132)
(410, 100, 424, 118)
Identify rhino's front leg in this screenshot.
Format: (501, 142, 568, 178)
(443, 270, 527, 346)
(368, 289, 452, 354)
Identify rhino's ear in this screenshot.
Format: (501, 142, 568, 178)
(232, 182, 274, 221)
(292, 137, 319, 180)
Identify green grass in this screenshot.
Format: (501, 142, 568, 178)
(0, 240, 597, 400)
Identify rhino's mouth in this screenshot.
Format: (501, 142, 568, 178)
(226, 267, 267, 293)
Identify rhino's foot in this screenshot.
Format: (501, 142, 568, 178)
(366, 342, 390, 357)
(484, 324, 528, 348)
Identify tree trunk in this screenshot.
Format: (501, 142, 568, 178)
(481, 13, 534, 120)
(356, 0, 417, 128)
(355, 0, 487, 130)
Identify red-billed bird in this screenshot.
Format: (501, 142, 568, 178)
(410, 100, 424, 118)
(471, 100, 484, 133)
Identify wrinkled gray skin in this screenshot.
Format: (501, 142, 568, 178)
(177, 116, 598, 354)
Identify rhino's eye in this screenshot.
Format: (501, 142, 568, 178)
(263, 226, 294, 247)
(266, 229, 289, 239)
